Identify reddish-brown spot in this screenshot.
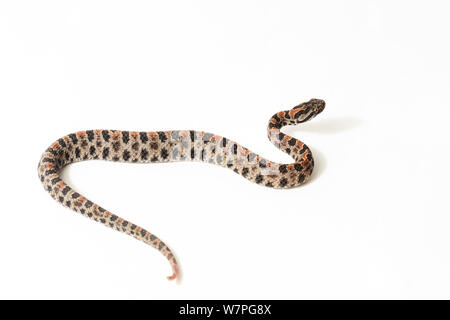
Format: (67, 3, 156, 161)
(112, 131, 122, 137)
(130, 131, 139, 137)
(51, 142, 59, 149)
(289, 108, 301, 118)
(76, 131, 86, 137)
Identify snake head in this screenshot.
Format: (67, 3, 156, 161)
(308, 98, 326, 116)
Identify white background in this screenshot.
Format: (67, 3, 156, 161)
(1, 1, 449, 299)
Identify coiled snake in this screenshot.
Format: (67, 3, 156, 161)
(38, 98, 325, 280)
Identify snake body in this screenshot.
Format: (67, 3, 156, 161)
(38, 98, 325, 280)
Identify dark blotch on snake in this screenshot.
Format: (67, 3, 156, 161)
(102, 130, 110, 142)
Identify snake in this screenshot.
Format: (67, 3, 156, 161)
(37, 98, 325, 280)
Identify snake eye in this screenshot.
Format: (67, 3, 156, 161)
(312, 99, 326, 114)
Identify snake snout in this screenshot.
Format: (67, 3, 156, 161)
(310, 98, 326, 115)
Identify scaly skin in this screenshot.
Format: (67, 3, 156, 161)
(37, 98, 325, 280)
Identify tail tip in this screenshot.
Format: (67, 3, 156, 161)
(167, 273, 177, 281)
(167, 265, 179, 281)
